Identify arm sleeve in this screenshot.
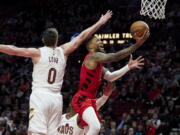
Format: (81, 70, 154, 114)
(103, 65, 130, 82)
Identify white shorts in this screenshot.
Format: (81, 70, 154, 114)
(28, 90, 62, 135)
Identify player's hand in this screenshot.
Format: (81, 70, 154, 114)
(103, 82, 116, 96)
(98, 10, 113, 25)
(135, 30, 150, 46)
(128, 55, 144, 70)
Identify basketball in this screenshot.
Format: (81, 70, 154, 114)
(130, 21, 149, 39)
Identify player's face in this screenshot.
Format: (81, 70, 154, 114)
(93, 37, 105, 52)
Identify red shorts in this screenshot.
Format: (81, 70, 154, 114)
(71, 92, 101, 127)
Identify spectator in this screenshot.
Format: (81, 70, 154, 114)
(145, 119, 156, 135)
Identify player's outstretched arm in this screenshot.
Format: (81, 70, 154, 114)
(96, 82, 115, 110)
(0, 44, 40, 58)
(103, 55, 144, 82)
(61, 10, 113, 56)
(90, 30, 149, 64)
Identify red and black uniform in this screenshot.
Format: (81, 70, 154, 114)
(72, 53, 103, 127)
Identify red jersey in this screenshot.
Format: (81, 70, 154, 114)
(78, 53, 103, 98)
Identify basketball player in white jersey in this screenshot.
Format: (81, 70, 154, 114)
(58, 82, 115, 135)
(0, 11, 112, 135)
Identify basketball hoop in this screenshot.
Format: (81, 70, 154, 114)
(140, 0, 168, 19)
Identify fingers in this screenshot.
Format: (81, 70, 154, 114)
(136, 61, 144, 69)
(138, 58, 144, 63)
(132, 56, 144, 62)
(129, 54, 133, 61)
(99, 10, 113, 25)
(135, 62, 144, 69)
(136, 65, 142, 69)
(137, 62, 144, 66)
(136, 56, 144, 66)
(143, 30, 148, 37)
(105, 10, 113, 17)
(136, 56, 142, 61)
(140, 30, 148, 39)
(106, 10, 113, 14)
(129, 56, 145, 69)
(135, 30, 150, 41)
(136, 56, 144, 63)
(143, 30, 150, 40)
(143, 30, 150, 39)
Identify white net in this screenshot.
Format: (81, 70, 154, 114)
(140, 0, 168, 19)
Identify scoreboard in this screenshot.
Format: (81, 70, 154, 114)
(94, 33, 132, 45)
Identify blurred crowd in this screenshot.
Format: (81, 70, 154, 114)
(0, 0, 179, 135)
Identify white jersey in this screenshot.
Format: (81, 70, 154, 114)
(32, 46, 66, 92)
(58, 114, 84, 135)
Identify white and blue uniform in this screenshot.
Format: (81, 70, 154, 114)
(58, 114, 84, 135)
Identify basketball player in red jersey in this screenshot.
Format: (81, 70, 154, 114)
(57, 82, 115, 135)
(71, 31, 150, 135)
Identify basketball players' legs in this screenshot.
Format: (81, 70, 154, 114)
(28, 90, 62, 135)
(28, 91, 48, 134)
(47, 94, 63, 135)
(82, 107, 101, 135)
